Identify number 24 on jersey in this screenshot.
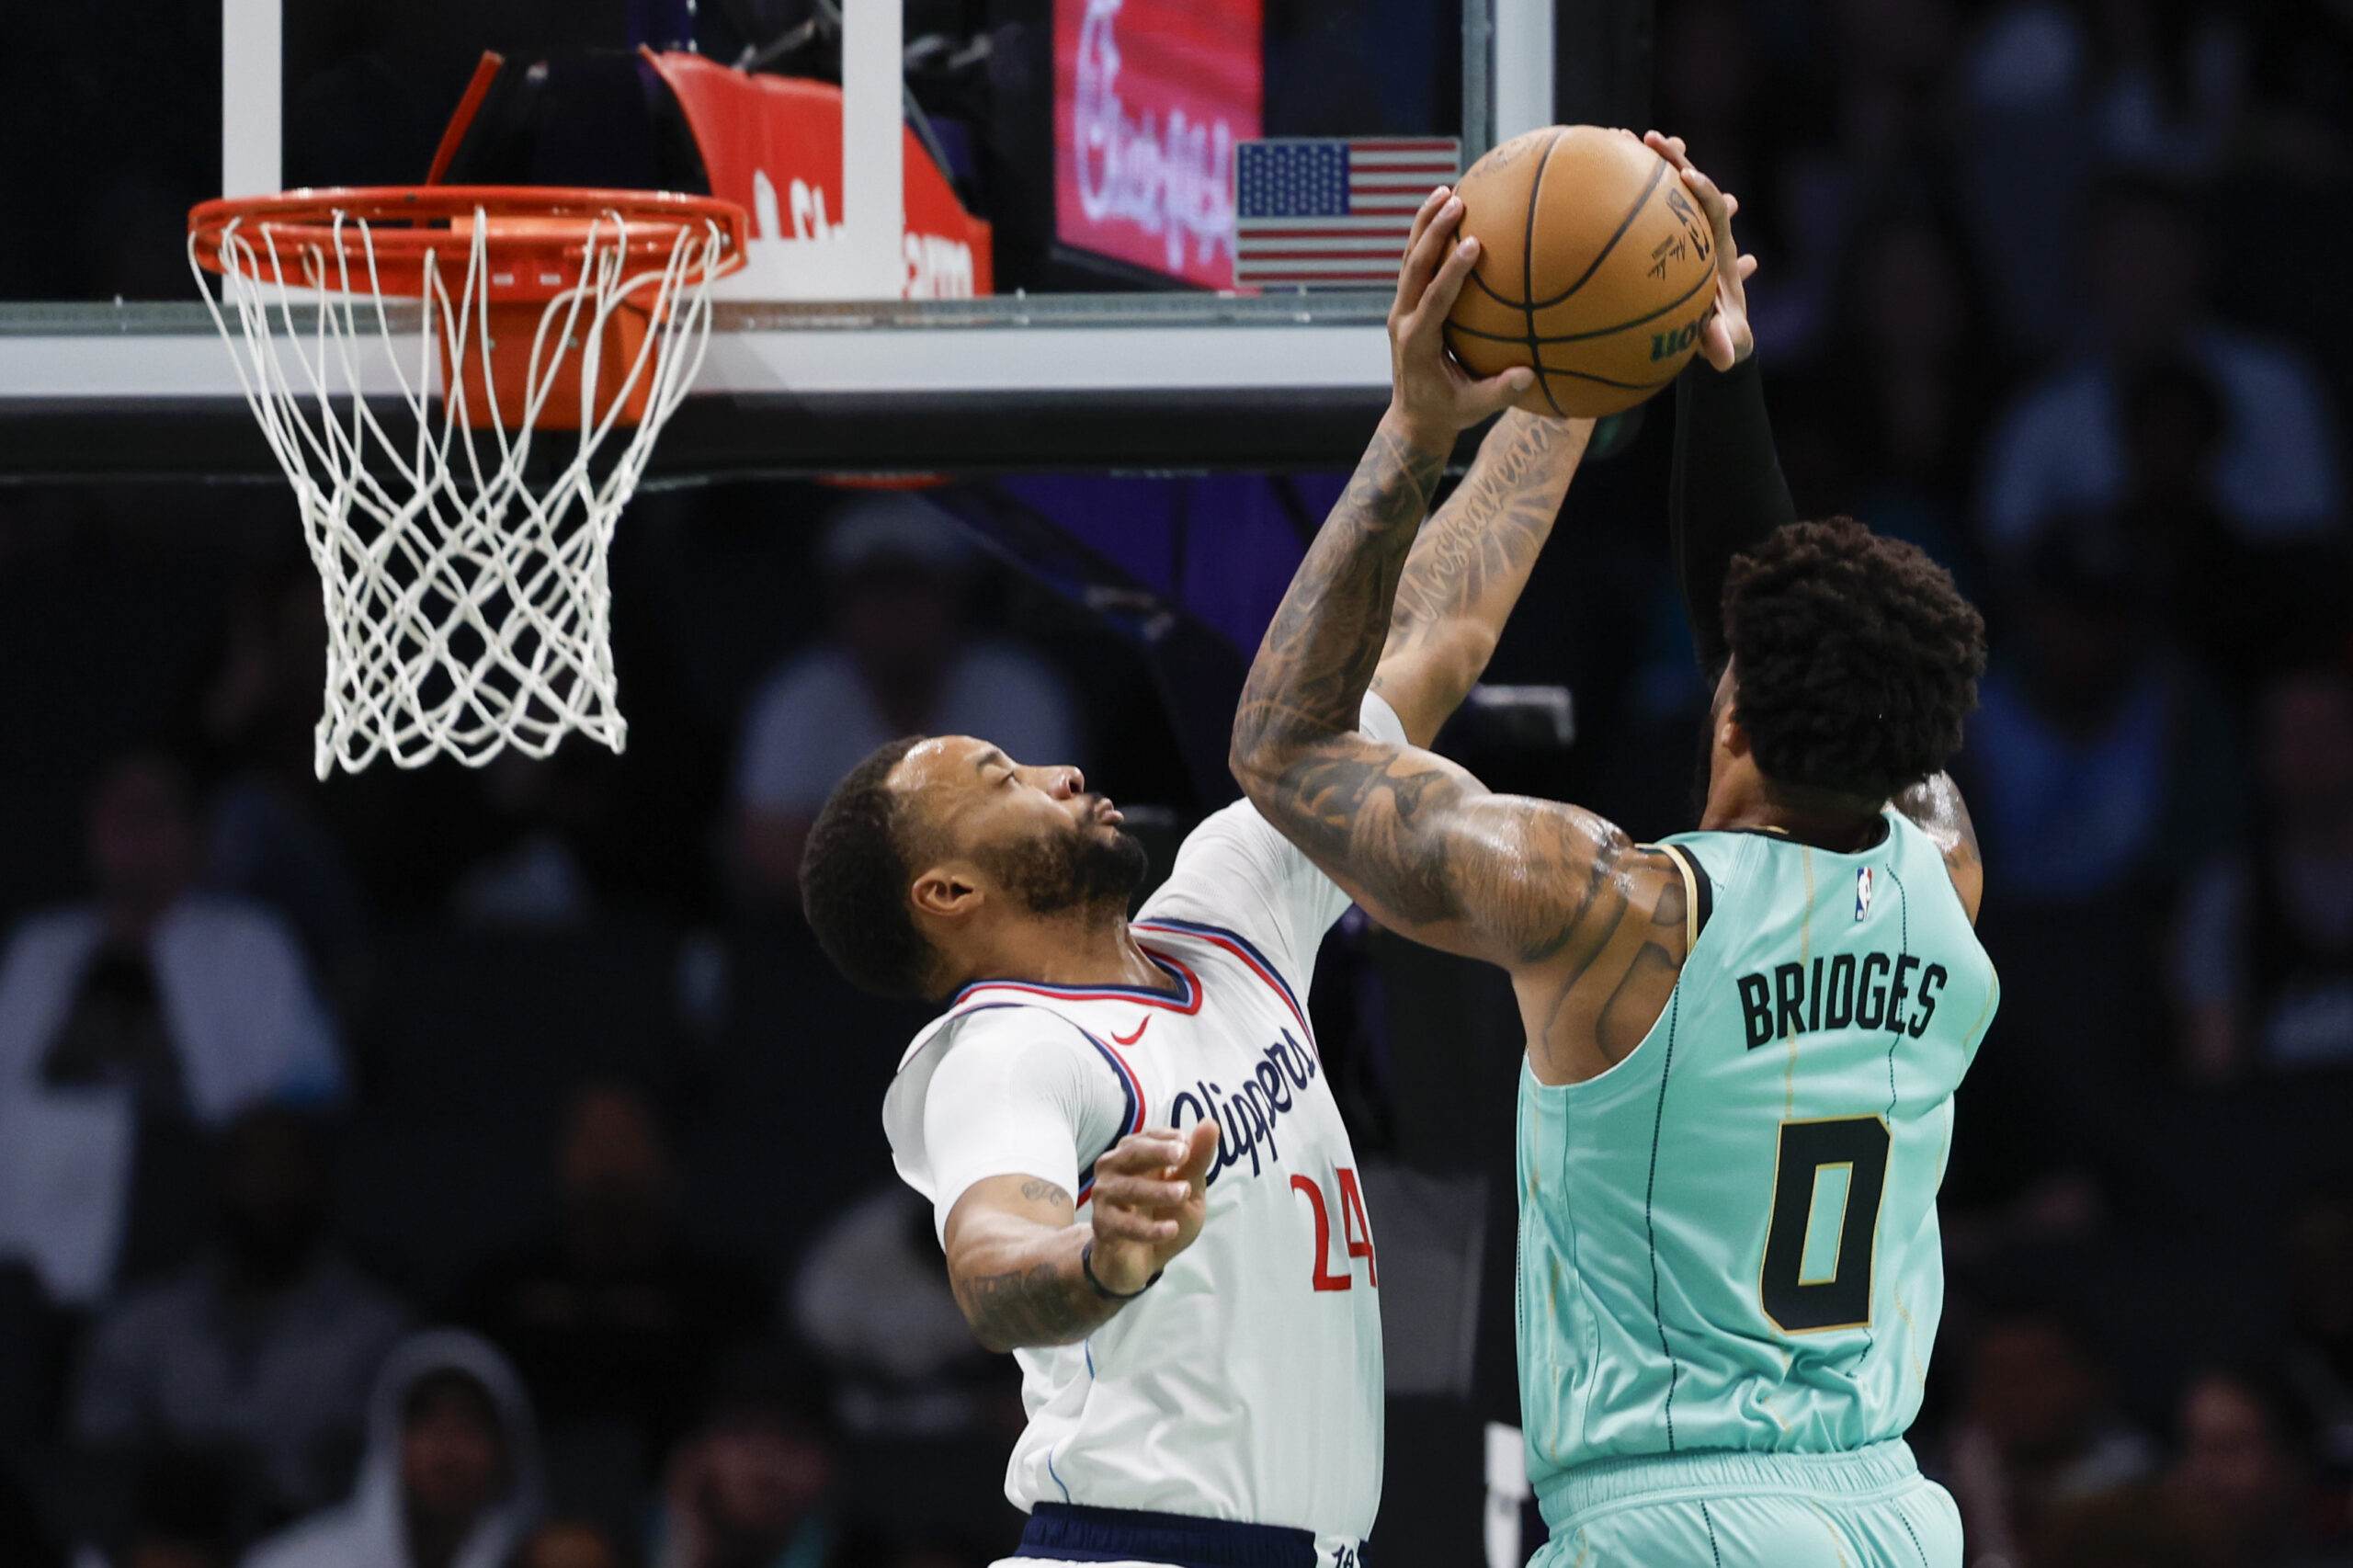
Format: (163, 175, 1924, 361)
(1292, 1168, 1379, 1291)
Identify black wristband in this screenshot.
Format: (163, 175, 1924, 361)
(1082, 1241, 1162, 1301)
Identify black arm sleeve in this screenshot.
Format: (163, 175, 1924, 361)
(1668, 354, 1797, 676)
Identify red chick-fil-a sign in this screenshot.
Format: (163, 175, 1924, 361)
(1054, 0, 1263, 288)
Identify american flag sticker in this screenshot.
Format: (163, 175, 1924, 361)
(1233, 138, 1461, 288)
(1855, 867, 1874, 922)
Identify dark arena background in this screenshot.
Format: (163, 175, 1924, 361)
(3, 0, 2353, 1565)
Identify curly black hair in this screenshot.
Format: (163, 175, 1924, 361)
(798, 736, 938, 1000)
(1722, 517, 1986, 802)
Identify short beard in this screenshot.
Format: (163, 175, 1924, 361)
(982, 820, 1150, 919)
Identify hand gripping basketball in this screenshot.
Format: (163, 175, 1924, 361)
(1383, 187, 1537, 454)
(1641, 131, 1762, 370)
(1087, 1121, 1222, 1296)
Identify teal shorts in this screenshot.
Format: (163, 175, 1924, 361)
(1531, 1441, 1961, 1568)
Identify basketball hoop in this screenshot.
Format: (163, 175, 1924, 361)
(188, 186, 749, 778)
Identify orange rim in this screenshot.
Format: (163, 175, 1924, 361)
(188, 186, 750, 300)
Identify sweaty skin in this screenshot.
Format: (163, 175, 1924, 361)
(1231, 144, 1981, 1089)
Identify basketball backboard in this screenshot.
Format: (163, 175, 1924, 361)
(0, 0, 1651, 479)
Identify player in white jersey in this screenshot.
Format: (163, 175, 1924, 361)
(796, 399, 1576, 1566)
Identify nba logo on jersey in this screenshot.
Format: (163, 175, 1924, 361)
(1855, 866, 1874, 921)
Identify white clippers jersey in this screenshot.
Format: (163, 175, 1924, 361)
(883, 705, 1402, 1551)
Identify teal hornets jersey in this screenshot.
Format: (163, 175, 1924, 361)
(1516, 809, 1998, 1495)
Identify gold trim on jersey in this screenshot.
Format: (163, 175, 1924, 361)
(1653, 842, 1702, 952)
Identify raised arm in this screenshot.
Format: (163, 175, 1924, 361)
(1229, 186, 1629, 969)
(1370, 410, 1594, 745)
(1642, 131, 1787, 676)
(1646, 132, 1982, 921)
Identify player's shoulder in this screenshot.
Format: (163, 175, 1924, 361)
(1643, 826, 1797, 940)
(884, 997, 1105, 1161)
(1647, 824, 1756, 889)
(895, 993, 1087, 1076)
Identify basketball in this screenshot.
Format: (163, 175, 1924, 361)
(1444, 125, 1722, 418)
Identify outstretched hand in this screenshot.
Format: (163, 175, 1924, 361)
(1642, 131, 1760, 370)
(1382, 187, 1535, 455)
(1086, 1120, 1219, 1294)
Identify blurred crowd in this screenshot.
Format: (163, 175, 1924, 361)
(6, 1, 2353, 1567)
(0, 493, 1070, 1568)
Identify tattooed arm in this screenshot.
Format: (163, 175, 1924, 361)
(940, 1176, 1114, 1353)
(1231, 179, 1700, 1085)
(1230, 185, 1599, 960)
(1233, 450, 1669, 985)
(940, 1125, 1217, 1353)
(1370, 410, 1593, 746)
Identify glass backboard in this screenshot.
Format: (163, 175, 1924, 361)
(0, 0, 1651, 479)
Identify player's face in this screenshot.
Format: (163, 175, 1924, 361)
(892, 736, 1149, 915)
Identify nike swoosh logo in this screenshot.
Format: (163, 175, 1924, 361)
(1112, 1018, 1150, 1046)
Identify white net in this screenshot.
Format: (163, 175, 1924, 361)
(189, 204, 731, 778)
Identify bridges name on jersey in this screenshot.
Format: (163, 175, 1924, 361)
(1515, 811, 1999, 1499)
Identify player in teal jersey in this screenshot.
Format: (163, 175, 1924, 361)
(1231, 133, 1993, 1566)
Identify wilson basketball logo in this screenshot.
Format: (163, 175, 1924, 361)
(1650, 316, 1706, 361)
